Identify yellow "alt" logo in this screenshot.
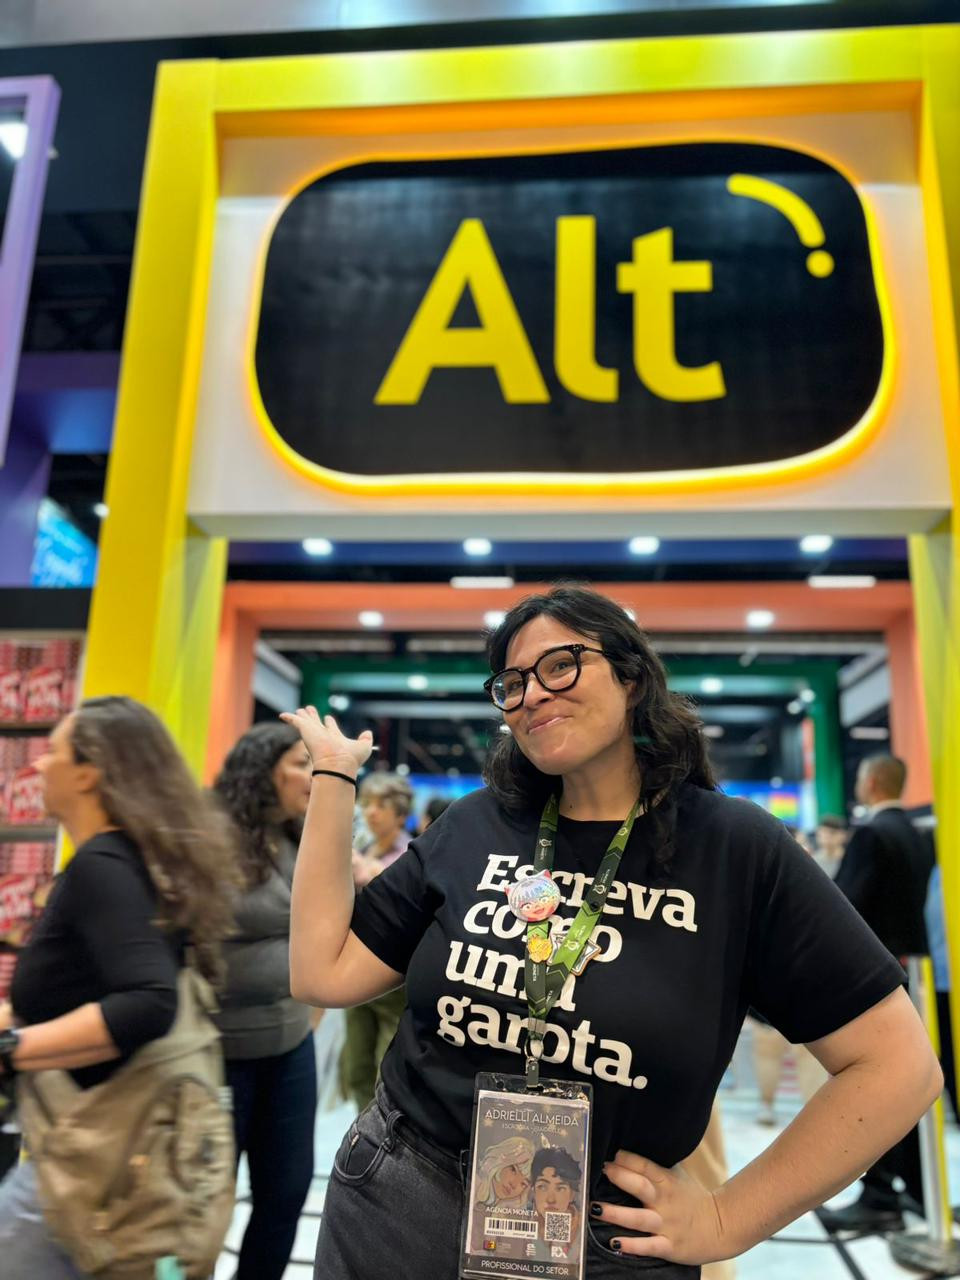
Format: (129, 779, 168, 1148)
(375, 174, 834, 409)
(252, 139, 885, 487)
(375, 217, 726, 406)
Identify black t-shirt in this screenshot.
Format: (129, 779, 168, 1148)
(11, 831, 181, 1088)
(351, 784, 905, 1197)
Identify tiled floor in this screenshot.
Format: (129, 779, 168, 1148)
(215, 1015, 960, 1279)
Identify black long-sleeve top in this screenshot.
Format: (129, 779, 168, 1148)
(11, 830, 181, 1088)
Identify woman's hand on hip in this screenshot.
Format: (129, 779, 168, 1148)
(279, 706, 373, 772)
(591, 1150, 729, 1265)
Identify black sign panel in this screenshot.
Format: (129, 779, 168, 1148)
(253, 142, 885, 477)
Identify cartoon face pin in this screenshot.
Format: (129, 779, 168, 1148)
(506, 870, 562, 923)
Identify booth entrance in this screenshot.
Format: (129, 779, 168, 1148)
(76, 23, 960, 1277)
(82, 18, 960, 981)
(205, 577, 924, 820)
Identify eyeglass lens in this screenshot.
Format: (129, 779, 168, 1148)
(492, 647, 581, 709)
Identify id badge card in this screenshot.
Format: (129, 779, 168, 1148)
(460, 1073, 592, 1280)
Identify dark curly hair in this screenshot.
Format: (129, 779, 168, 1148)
(70, 697, 243, 985)
(531, 1145, 582, 1191)
(483, 585, 716, 863)
(213, 722, 304, 888)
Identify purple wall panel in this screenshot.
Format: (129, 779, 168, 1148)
(0, 429, 51, 587)
(0, 76, 60, 464)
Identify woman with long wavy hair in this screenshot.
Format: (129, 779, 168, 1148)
(0, 695, 240, 1276)
(213, 721, 318, 1280)
(284, 585, 940, 1280)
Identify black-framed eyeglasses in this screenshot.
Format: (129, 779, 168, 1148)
(483, 644, 606, 712)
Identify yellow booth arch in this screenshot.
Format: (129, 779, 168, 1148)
(83, 26, 960, 1205)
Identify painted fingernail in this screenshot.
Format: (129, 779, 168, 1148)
(610, 1239, 622, 1252)
(589, 1202, 602, 1218)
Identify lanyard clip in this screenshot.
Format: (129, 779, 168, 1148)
(525, 1021, 545, 1091)
(525, 1049, 541, 1090)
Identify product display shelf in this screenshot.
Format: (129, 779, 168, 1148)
(0, 825, 59, 842)
(0, 631, 83, 999)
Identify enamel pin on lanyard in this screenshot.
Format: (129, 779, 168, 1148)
(460, 795, 642, 1280)
(520, 794, 642, 1091)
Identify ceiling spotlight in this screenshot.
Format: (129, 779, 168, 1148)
(484, 610, 507, 629)
(799, 534, 834, 555)
(700, 677, 723, 695)
(328, 693, 351, 712)
(0, 122, 28, 160)
(787, 699, 803, 714)
(770, 776, 784, 788)
(407, 674, 429, 691)
(628, 536, 660, 556)
(359, 610, 383, 628)
(463, 537, 492, 556)
(446, 767, 461, 778)
(799, 688, 816, 704)
(93, 502, 109, 519)
(808, 575, 877, 589)
(302, 537, 333, 556)
(396, 762, 411, 776)
(747, 610, 775, 629)
(451, 576, 514, 589)
(702, 725, 725, 739)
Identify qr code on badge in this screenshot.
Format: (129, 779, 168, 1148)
(544, 1212, 571, 1243)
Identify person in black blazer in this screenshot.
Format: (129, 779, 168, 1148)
(820, 754, 936, 1233)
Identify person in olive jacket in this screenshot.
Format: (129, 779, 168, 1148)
(214, 722, 318, 1280)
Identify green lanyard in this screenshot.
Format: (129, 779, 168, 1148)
(524, 792, 642, 1088)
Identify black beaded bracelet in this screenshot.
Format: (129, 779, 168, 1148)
(311, 768, 358, 788)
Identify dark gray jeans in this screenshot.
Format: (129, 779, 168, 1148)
(0, 1162, 87, 1278)
(315, 1083, 701, 1280)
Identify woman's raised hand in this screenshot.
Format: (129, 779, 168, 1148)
(279, 707, 374, 772)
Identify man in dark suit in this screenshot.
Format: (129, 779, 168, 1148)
(819, 754, 936, 1233)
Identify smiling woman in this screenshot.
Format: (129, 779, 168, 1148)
(484, 587, 714, 853)
(283, 584, 941, 1280)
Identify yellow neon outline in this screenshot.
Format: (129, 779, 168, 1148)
(241, 126, 897, 497)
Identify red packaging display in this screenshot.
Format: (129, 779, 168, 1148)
(24, 640, 62, 723)
(0, 642, 20, 724)
(0, 951, 16, 1001)
(0, 737, 49, 826)
(0, 739, 19, 822)
(0, 634, 75, 966)
(8, 766, 45, 826)
(0, 874, 41, 945)
(0, 637, 81, 725)
(0, 843, 56, 876)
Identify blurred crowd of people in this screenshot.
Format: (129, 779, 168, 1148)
(0, 652, 949, 1278)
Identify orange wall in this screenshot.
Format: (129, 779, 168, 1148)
(205, 578, 918, 781)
